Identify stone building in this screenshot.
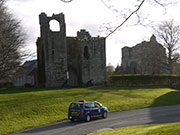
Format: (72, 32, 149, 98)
(13, 60, 37, 87)
(121, 35, 167, 74)
(36, 13, 106, 87)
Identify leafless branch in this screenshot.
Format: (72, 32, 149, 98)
(101, 0, 119, 13)
(155, 19, 180, 74)
(105, 0, 145, 38)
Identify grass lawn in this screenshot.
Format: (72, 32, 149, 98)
(0, 86, 180, 134)
(88, 122, 180, 135)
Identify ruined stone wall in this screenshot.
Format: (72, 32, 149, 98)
(79, 32, 106, 86)
(36, 37, 45, 87)
(37, 13, 68, 87)
(37, 13, 106, 87)
(66, 37, 82, 86)
(67, 30, 106, 86)
(121, 35, 167, 74)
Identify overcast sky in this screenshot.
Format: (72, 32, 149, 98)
(6, 0, 180, 66)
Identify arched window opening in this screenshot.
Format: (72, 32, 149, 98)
(84, 46, 90, 59)
(49, 19, 60, 31)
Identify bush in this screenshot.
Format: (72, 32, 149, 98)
(106, 74, 180, 87)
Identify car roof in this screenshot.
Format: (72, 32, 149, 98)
(72, 101, 98, 104)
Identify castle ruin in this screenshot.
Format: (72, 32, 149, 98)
(36, 13, 106, 87)
(121, 35, 167, 74)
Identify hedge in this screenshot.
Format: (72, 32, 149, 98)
(106, 74, 180, 87)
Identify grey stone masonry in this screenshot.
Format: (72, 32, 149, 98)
(37, 13, 106, 87)
(121, 35, 167, 74)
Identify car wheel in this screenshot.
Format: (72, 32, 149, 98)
(86, 114, 91, 122)
(70, 118, 75, 122)
(102, 111, 107, 118)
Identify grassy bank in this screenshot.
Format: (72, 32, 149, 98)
(0, 86, 180, 134)
(88, 122, 180, 135)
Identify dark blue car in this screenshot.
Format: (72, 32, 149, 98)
(68, 100, 108, 122)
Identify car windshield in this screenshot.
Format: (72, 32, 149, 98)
(70, 103, 83, 110)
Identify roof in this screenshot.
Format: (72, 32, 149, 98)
(72, 101, 98, 104)
(23, 60, 37, 75)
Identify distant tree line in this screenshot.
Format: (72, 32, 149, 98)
(106, 63, 121, 78)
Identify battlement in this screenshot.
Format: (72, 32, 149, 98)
(67, 29, 104, 41)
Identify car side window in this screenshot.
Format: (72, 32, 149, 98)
(85, 103, 90, 108)
(94, 102, 100, 108)
(85, 103, 95, 108)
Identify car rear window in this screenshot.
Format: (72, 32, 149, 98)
(70, 103, 83, 110)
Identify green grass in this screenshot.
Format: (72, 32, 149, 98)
(0, 86, 180, 134)
(88, 122, 180, 135)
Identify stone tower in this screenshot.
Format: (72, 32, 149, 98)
(37, 13, 68, 87)
(37, 13, 106, 87)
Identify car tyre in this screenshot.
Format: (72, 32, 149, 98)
(70, 118, 75, 122)
(86, 114, 91, 122)
(102, 111, 107, 118)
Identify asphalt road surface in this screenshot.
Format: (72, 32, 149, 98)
(10, 105, 180, 135)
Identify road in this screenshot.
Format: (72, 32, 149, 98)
(10, 105, 180, 135)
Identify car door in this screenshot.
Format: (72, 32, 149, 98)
(85, 102, 96, 117)
(89, 102, 98, 118)
(94, 102, 102, 117)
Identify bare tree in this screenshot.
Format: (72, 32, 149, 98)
(155, 19, 180, 74)
(0, 0, 27, 82)
(60, 0, 177, 38)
